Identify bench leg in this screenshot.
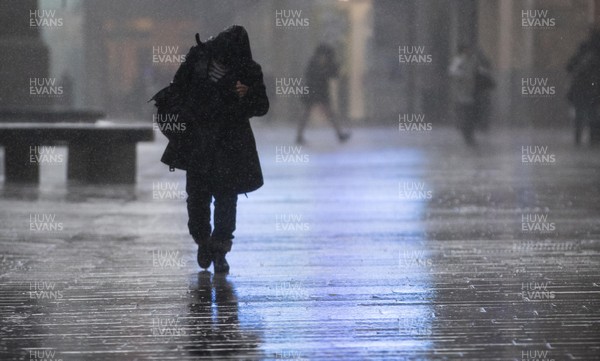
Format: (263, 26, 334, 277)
(68, 143, 137, 184)
(4, 145, 40, 183)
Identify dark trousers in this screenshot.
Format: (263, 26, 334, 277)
(456, 103, 476, 145)
(186, 172, 237, 247)
(297, 101, 344, 141)
(574, 104, 596, 145)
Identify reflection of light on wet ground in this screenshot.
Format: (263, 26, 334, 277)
(247, 143, 436, 357)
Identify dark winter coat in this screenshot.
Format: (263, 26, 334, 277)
(303, 45, 338, 105)
(160, 25, 269, 194)
(567, 37, 600, 107)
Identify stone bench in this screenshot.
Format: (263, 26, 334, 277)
(0, 122, 154, 184)
(0, 108, 105, 123)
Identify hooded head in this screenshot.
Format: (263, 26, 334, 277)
(210, 25, 253, 68)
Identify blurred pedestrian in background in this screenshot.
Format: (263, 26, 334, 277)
(567, 26, 600, 146)
(473, 49, 495, 132)
(449, 44, 494, 146)
(296, 44, 350, 145)
(449, 44, 478, 146)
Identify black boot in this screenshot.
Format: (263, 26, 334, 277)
(210, 238, 232, 273)
(213, 252, 230, 273)
(195, 238, 212, 270)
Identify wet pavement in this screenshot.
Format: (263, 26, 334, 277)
(0, 125, 599, 360)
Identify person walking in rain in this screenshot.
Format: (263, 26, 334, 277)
(449, 44, 479, 146)
(473, 49, 495, 132)
(567, 26, 600, 145)
(296, 44, 350, 145)
(156, 25, 269, 273)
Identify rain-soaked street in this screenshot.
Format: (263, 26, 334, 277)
(0, 125, 599, 360)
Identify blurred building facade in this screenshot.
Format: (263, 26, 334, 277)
(0, 0, 50, 110)
(23, 0, 599, 126)
(370, 0, 594, 127)
(70, 0, 369, 122)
